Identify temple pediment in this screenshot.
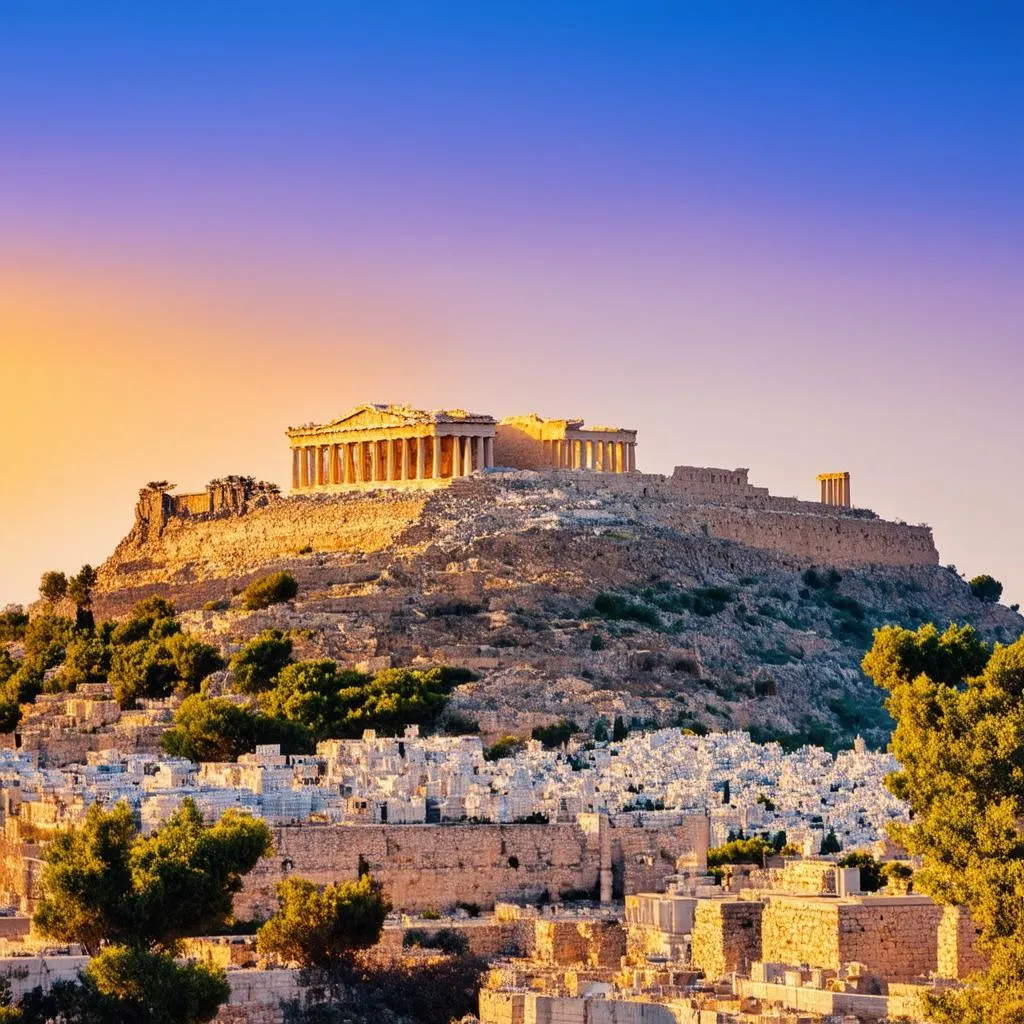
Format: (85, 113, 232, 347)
(323, 404, 426, 431)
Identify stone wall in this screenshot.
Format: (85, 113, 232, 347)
(96, 488, 430, 604)
(936, 904, 988, 980)
(533, 919, 626, 968)
(761, 895, 944, 982)
(690, 900, 763, 980)
(235, 817, 707, 919)
(670, 467, 769, 500)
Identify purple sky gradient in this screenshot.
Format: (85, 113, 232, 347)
(0, 1, 1021, 607)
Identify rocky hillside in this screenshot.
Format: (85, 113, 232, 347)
(93, 472, 1023, 751)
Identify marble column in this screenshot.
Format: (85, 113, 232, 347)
(432, 434, 442, 479)
(484, 436, 494, 468)
(299, 448, 308, 488)
(369, 441, 378, 483)
(292, 449, 300, 489)
(627, 444, 636, 473)
(474, 435, 484, 473)
(820, 479, 828, 503)
(416, 437, 425, 480)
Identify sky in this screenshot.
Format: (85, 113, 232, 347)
(1, 1, 1022, 607)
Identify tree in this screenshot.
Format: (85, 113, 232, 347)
(86, 946, 229, 1024)
(39, 571, 68, 604)
(35, 799, 272, 953)
(67, 565, 100, 628)
(531, 719, 578, 749)
(969, 574, 1004, 604)
(819, 829, 842, 855)
(33, 800, 271, 1024)
(257, 875, 390, 975)
(612, 715, 629, 742)
(862, 622, 1024, 1023)
(229, 629, 293, 693)
(706, 836, 771, 868)
(161, 694, 313, 762)
(240, 571, 299, 611)
(162, 695, 261, 762)
(838, 851, 883, 892)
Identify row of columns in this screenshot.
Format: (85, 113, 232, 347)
(292, 433, 494, 489)
(544, 438, 636, 473)
(818, 473, 852, 508)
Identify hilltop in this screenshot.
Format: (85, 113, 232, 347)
(86, 469, 1022, 751)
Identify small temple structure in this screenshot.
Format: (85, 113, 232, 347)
(287, 404, 496, 490)
(817, 471, 852, 508)
(287, 405, 639, 492)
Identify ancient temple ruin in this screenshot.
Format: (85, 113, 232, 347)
(817, 471, 852, 508)
(287, 404, 497, 491)
(494, 413, 637, 474)
(288, 405, 640, 492)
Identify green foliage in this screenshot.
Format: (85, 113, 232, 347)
(589, 633, 605, 651)
(862, 624, 1024, 1022)
(706, 837, 771, 868)
(229, 629, 294, 693)
(34, 798, 272, 954)
(402, 927, 469, 954)
(880, 861, 914, 893)
(594, 719, 609, 742)
(280, 950, 488, 1024)
(86, 945, 229, 1024)
(240, 572, 299, 610)
(161, 695, 312, 762)
(441, 710, 480, 735)
(969, 574, 1004, 604)
(39, 571, 68, 604)
(0, 608, 28, 642)
(258, 663, 470, 741)
(67, 565, 99, 612)
(592, 592, 661, 629)
(612, 714, 629, 742)
(54, 635, 110, 690)
(22, 615, 77, 672)
(105, 600, 222, 709)
(862, 622, 990, 690)
(819, 828, 842, 855)
(531, 719, 578, 749)
(690, 586, 734, 617)
(838, 851, 883, 892)
(256, 875, 390, 971)
(484, 734, 525, 761)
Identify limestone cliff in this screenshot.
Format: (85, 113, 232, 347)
(93, 470, 1021, 749)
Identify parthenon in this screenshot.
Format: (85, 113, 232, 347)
(287, 405, 496, 491)
(288, 405, 640, 492)
(817, 471, 852, 508)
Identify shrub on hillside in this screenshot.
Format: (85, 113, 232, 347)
(592, 592, 660, 629)
(241, 572, 299, 610)
(969, 574, 1003, 604)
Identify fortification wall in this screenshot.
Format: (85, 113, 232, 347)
(98, 490, 428, 594)
(235, 817, 707, 919)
